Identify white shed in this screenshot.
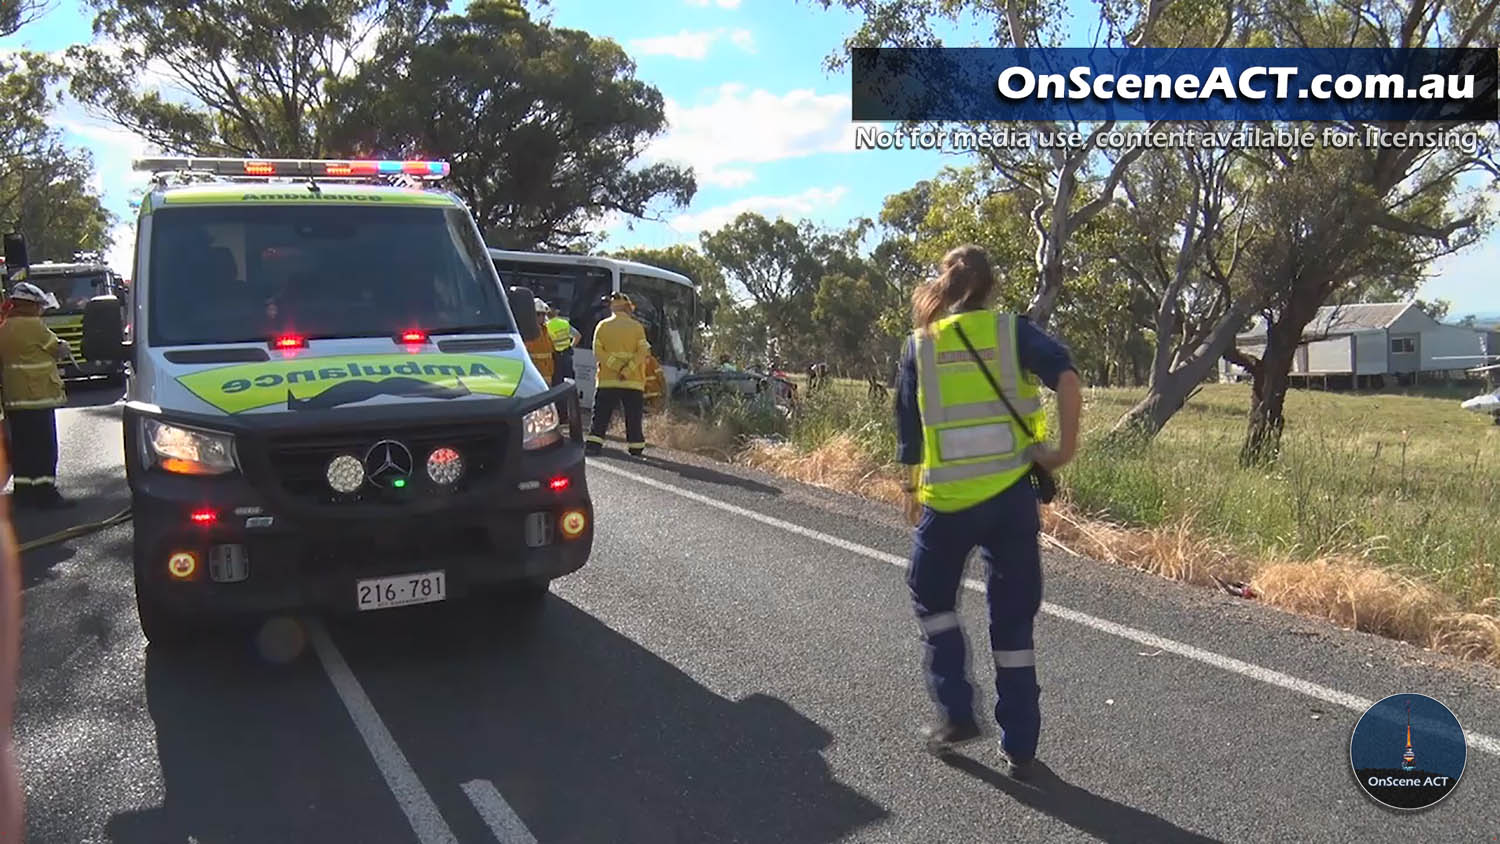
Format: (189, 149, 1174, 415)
(1222, 302, 1491, 388)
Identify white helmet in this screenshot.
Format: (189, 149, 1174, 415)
(7, 281, 58, 310)
(534, 298, 550, 314)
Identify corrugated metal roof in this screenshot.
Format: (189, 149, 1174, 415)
(1238, 302, 1412, 340)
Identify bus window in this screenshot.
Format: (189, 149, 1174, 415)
(621, 274, 663, 359)
(661, 280, 695, 365)
(492, 260, 612, 348)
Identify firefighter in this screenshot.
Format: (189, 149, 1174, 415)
(0, 282, 75, 509)
(895, 245, 1081, 775)
(524, 299, 555, 385)
(586, 292, 649, 457)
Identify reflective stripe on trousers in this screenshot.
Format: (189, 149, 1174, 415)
(993, 648, 1035, 668)
(918, 610, 961, 637)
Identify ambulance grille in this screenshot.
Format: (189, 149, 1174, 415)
(265, 422, 505, 502)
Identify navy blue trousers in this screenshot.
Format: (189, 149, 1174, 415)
(908, 477, 1043, 760)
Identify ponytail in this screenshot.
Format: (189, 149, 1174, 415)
(911, 245, 997, 330)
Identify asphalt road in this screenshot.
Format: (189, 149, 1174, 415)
(14, 383, 1500, 843)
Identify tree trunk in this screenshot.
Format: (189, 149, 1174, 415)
(1110, 346, 1222, 440)
(1240, 320, 1299, 465)
(1110, 296, 1252, 441)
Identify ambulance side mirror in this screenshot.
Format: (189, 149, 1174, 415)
(82, 295, 129, 362)
(508, 286, 540, 342)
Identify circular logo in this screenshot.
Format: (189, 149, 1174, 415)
(560, 510, 586, 537)
(1350, 693, 1466, 811)
(363, 440, 414, 488)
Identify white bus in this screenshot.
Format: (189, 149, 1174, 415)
(488, 249, 698, 407)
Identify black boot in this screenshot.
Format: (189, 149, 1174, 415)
(32, 487, 76, 510)
(998, 747, 1038, 780)
(921, 718, 983, 755)
(10, 486, 35, 509)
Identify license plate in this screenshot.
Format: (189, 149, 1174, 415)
(356, 570, 446, 611)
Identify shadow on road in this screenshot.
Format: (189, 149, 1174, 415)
(324, 594, 886, 843)
(13, 462, 132, 587)
(105, 637, 411, 844)
(943, 755, 1223, 844)
(593, 449, 783, 497)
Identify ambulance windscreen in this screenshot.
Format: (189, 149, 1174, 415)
(147, 205, 514, 346)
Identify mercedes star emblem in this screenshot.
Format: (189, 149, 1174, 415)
(363, 440, 414, 488)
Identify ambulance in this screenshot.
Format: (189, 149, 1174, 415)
(79, 157, 594, 645)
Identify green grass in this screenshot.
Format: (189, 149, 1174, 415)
(1069, 384, 1500, 605)
(735, 377, 1500, 607)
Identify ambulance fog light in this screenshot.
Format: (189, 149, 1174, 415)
(426, 447, 464, 485)
(560, 509, 588, 539)
(326, 454, 364, 493)
(167, 552, 198, 579)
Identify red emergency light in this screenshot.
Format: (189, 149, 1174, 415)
(190, 509, 217, 525)
(397, 329, 428, 344)
(244, 161, 275, 176)
(272, 334, 307, 350)
(549, 476, 570, 492)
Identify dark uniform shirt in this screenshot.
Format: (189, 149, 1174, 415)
(896, 314, 1077, 466)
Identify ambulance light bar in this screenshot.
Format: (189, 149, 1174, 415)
(132, 157, 450, 179)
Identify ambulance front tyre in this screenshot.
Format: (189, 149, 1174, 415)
(133, 581, 198, 648)
(507, 576, 553, 605)
(132, 530, 199, 648)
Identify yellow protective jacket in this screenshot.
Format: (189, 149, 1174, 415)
(524, 331, 555, 383)
(643, 355, 665, 402)
(593, 313, 650, 391)
(0, 315, 66, 413)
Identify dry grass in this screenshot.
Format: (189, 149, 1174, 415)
(643, 414, 739, 461)
(643, 406, 1500, 670)
(741, 434, 907, 505)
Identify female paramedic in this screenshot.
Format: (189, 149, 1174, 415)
(894, 244, 1081, 776)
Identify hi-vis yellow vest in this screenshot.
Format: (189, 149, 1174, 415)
(546, 317, 573, 352)
(914, 310, 1046, 513)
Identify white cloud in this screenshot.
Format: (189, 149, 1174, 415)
(728, 29, 755, 53)
(629, 28, 757, 60)
(667, 186, 849, 233)
(103, 223, 135, 276)
(646, 84, 855, 188)
(685, 0, 742, 6)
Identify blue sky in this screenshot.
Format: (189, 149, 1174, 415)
(3, 0, 1497, 318)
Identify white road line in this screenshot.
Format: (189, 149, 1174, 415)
(306, 619, 460, 844)
(590, 460, 1500, 758)
(462, 779, 539, 844)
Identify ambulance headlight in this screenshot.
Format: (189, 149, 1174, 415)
(522, 405, 561, 450)
(143, 419, 238, 476)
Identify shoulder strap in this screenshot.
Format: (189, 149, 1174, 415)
(952, 319, 1037, 443)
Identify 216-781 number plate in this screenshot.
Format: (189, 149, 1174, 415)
(356, 570, 446, 610)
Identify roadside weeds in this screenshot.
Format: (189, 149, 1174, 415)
(641, 412, 1500, 670)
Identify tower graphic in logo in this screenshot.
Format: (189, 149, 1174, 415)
(1350, 693, 1465, 811)
(1401, 703, 1416, 772)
